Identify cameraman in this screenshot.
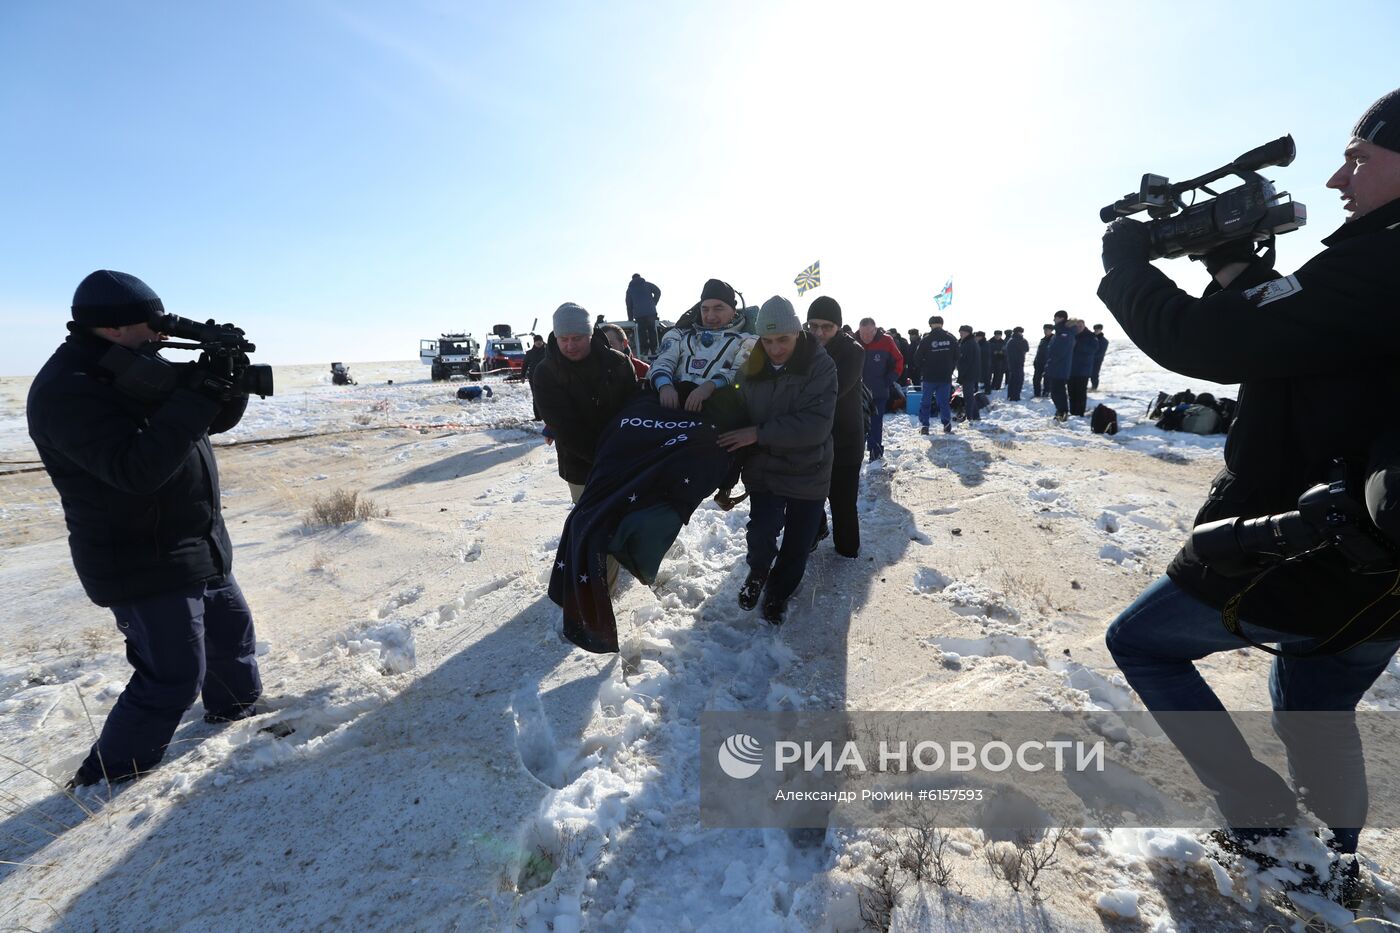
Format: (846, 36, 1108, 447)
(1098, 89, 1400, 876)
(26, 271, 263, 788)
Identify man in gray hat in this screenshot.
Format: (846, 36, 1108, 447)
(531, 302, 638, 590)
(531, 302, 638, 500)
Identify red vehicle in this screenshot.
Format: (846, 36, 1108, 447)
(483, 325, 527, 379)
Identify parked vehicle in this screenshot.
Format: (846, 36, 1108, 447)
(419, 333, 482, 381)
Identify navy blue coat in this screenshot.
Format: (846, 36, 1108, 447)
(26, 332, 243, 606)
(1092, 332, 1109, 376)
(1033, 334, 1053, 369)
(956, 335, 982, 386)
(1005, 335, 1030, 369)
(1045, 324, 1074, 380)
(1071, 329, 1098, 378)
(625, 276, 661, 321)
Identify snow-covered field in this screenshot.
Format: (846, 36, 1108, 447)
(2, 346, 1397, 931)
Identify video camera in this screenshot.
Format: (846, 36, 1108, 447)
(1190, 465, 1394, 577)
(99, 312, 274, 403)
(1099, 135, 1307, 260)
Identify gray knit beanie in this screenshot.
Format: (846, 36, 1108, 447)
(552, 302, 592, 337)
(755, 296, 800, 335)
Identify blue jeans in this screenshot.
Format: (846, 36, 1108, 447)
(77, 574, 262, 783)
(919, 381, 952, 428)
(746, 493, 825, 608)
(866, 391, 888, 459)
(1106, 574, 1400, 850)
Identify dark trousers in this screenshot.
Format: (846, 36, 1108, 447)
(1049, 378, 1069, 416)
(1069, 376, 1089, 416)
(1032, 362, 1046, 397)
(822, 459, 861, 557)
(866, 393, 888, 459)
(990, 364, 1005, 390)
(747, 493, 825, 607)
(1091, 365, 1103, 391)
(77, 574, 262, 784)
(635, 317, 659, 358)
(1006, 367, 1024, 401)
(959, 382, 981, 420)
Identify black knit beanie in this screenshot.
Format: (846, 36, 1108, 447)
(1354, 88, 1400, 153)
(699, 278, 737, 310)
(71, 270, 164, 327)
(807, 295, 842, 327)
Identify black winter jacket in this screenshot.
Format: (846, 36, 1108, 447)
(530, 332, 638, 484)
(956, 335, 981, 386)
(1005, 335, 1030, 369)
(823, 330, 867, 465)
(26, 332, 244, 606)
(913, 328, 957, 383)
(1098, 198, 1400, 637)
(1033, 334, 1052, 369)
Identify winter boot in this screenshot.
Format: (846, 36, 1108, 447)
(919, 425, 929, 435)
(738, 571, 768, 611)
(761, 599, 787, 626)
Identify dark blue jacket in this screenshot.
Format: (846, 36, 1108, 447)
(549, 394, 737, 653)
(1033, 334, 1053, 369)
(26, 331, 243, 606)
(956, 335, 981, 386)
(1045, 323, 1074, 380)
(625, 276, 661, 321)
(1005, 334, 1030, 370)
(1071, 329, 1098, 378)
(913, 328, 957, 383)
(1092, 332, 1109, 376)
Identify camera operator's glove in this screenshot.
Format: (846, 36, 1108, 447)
(181, 362, 238, 403)
(1190, 238, 1269, 277)
(1101, 218, 1154, 274)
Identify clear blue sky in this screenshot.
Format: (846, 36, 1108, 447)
(3, 0, 1397, 374)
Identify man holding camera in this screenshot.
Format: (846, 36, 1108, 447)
(27, 271, 263, 788)
(1099, 89, 1400, 895)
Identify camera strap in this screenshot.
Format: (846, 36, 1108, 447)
(1222, 560, 1400, 658)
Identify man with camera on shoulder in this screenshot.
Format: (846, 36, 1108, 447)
(26, 270, 265, 789)
(1098, 89, 1400, 902)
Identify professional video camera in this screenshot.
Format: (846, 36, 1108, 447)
(99, 312, 274, 403)
(1190, 465, 1394, 577)
(1099, 135, 1307, 260)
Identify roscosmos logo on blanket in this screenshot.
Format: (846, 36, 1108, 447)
(618, 417, 706, 430)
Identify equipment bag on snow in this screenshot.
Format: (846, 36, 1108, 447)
(1179, 404, 1222, 435)
(1091, 403, 1119, 435)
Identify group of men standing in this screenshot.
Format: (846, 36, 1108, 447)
(1032, 313, 1110, 421)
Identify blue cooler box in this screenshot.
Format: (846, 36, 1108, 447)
(905, 388, 922, 418)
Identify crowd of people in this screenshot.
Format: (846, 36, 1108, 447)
(528, 272, 1119, 634)
(22, 85, 1400, 916)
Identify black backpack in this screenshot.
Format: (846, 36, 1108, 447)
(1091, 403, 1119, 435)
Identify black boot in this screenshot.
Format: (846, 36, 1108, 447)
(761, 599, 787, 626)
(738, 571, 767, 611)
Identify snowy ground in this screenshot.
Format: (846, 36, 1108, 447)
(1, 348, 1397, 931)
